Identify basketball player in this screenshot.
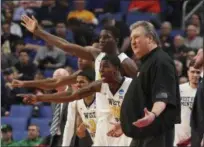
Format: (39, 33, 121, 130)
(18, 55, 132, 146)
(62, 69, 96, 146)
(174, 61, 201, 146)
(20, 15, 138, 79)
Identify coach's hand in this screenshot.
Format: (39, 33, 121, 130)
(132, 108, 155, 128)
(21, 15, 38, 33)
(107, 122, 123, 137)
(17, 94, 38, 104)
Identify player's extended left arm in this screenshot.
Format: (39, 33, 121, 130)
(36, 80, 102, 103)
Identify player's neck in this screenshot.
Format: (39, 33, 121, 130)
(189, 82, 198, 89)
(106, 48, 119, 55)
(109, 76, 124, 95)
(84, 94, 95, 106)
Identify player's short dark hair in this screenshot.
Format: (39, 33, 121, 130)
(101, 55, 121, 69)
(19, 49, 29, 55)
(78, 68, 95, 82)
(67, 18, 81, 27)
(188, 60, 196, 68)
(103, 26, 120, 40)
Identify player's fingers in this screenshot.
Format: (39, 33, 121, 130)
(21, 22, 27, 28)
(32, 15, 37, 22)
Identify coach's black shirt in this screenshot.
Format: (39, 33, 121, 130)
(120, 48, 181, 139)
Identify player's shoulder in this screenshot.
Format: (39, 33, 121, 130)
(179, 82, 190, 91)
(124, 77, 133, 83)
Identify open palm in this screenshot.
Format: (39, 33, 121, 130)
(21, 15, 38, 33)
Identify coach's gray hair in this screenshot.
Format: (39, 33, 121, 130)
(130, 21, 161, 46)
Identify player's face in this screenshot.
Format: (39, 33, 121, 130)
(99, 60, 117, 83)
(130, 26, 150, 59)
(99, 30, 116, 53)
(78, 58, 92, 70)
(188, 66, 201, 85)
(76, 76, 90, 89)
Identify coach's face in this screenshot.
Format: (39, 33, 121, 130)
(76, 75, 90, 89)
(99, 30, 117, 53)
(130, 26, 150, 59)
(99, 60, 117, 83)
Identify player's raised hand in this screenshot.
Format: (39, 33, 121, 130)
(17, 94, 38, 104)
(107, 122, 123, 137)
(11, 79, 24, 88)
(21, 15, 38, 33)
(132, 108, 155, 128)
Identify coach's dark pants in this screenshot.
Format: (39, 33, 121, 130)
(191, 129, 204, 147)
(130, 129, 174, 147)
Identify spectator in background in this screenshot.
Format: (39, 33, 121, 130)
(159, 21, 174, 58)
(14, 50, 37, 80)
(174, 59, 184, 78)
(173, 35, 189, 58)
(52, 21, 73, 42)
(184, 24, 203, 50)
(189, 14, 204, 36)
(67, 18, 97, 46)
(1, 22, 21, 54)
(3, 68, 28, 108)
(186, 50, 196, 69)
(101, 14, 133, 57)
(1, 125, 18, 147)
(1, 50, 18, 70)
(23, 35, 45, 52)
(17, 124, 42, 146)
(34, 43, 66, 70)
(2, 8, 23, 37)
(67, 0, 98, 25)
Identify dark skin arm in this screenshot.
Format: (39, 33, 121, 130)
(12, 70, 81, 90)
(18, 80, 102, 103)
(21, 15, 100, 61)
(121, 58, 138, 78)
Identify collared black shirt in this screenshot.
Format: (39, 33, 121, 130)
(120, 48, 181, 139)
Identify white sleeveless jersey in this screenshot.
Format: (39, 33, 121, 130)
(174, 83, 197, 146)
(62, 99, 96, 146)
(95, 52, 129, 80)
(77, 99, 97, 141)
(95, 52, 129, 118)
(93, 77, 132, 146)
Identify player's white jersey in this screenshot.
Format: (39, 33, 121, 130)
(95, 52, 129, 118)
(93, 77, 132, 146)
(62, 98, 96, 146)
(95, 52, 129, 80)
(174, 83, 197, 146)
(77, 98, 97, 140)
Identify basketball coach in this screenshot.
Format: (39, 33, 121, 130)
(120, 21, 181, 147)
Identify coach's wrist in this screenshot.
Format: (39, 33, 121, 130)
(151, 111, 157, 118)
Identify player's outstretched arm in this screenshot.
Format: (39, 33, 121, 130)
(18, 80, 102, 103)
(21, 15, 100, 60)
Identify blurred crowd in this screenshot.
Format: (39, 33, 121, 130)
(1, 0, 203, 146)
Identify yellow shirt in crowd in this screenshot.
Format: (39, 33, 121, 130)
(68, 10, 97, 24)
